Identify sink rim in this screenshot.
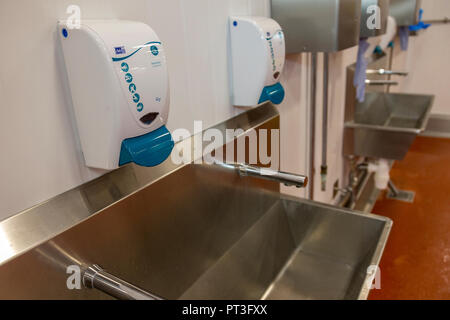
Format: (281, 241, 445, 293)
(278, 193, 393, 300)
(177, 186, 394, 300)
(344, 120, 424, 134)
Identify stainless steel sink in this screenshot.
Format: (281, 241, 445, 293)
(344, 92, 434, 160)
(180, 166, 391, 300)
(0, 104, 392, 300)
(0, 163, 391, 300)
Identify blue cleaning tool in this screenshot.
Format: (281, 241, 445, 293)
(409, 9, 431, 32)
(353, 39, 370, 103)
(400, 9, 432, 51)
(399, 26, 410, 51)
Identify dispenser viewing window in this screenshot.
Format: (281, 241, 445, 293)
(58, 20, 174, 170)
(229, 16, 286, 107)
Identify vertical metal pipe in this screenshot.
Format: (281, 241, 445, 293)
(321, 52, 329, 192)
(387, 45, 394, 93)
(309, 52, 318, 199)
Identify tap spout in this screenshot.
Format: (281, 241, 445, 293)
(235, 163, 308, 188)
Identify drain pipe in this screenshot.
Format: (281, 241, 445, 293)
(309, 53, 318, 199)
(321, 53, 329, 191)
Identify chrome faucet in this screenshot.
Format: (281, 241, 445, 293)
(366, 69, 408, 76)
(218, 162, 308, 188)
(365, 79, 399, 86)
(83, 264, 162, 300)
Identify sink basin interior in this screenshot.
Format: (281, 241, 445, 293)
(354, 92, 433, 130)
(344, 92, 434, 159)
(181, 195, 389, 300)
(0, 164, 391, 300)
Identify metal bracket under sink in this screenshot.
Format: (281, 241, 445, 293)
(386, 180, 415, 203)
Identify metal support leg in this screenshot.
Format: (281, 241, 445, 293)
(386, 180, 415, 203)
(388, 180, 400, 197)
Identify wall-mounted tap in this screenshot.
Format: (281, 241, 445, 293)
(365, 79, 399, 86)
(366, 69, 409, 76)
(83, 264, 162, 300)
(217, 162, 308, 188)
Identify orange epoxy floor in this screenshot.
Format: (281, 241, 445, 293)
(369, 136, 450, 300)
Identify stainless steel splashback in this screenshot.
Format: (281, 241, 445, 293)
(271, 0, 361, 53)
(389, 0, 422, 26)
(360, 0, 389, 38)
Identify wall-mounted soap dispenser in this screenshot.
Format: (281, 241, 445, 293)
(229, 16, 286, 107)
(58, 20, 173, 170)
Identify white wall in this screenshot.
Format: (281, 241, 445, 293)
(1, 0, 404, 220)
(391, 0, 450, 115)
(0, 0, 273, 220)
(0, 0, 153, 220)
(279, 48, 359, 203)
(279, 53, 310, 199)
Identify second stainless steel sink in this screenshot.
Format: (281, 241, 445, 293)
(344, 92, 434, 160)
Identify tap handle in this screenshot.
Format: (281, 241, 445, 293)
(238, 164, 308, 188)
(366, 69, 408, 76)
(83, 264, 162, 300)
(365, 80, 399, 86)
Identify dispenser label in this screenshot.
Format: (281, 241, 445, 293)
(121, 62, 129, 72)
(115, 46, 126, 55)
(112, 40, 168, 130)
(118, 62, 144, 113)
(268, 39, 276, 72)
(266, 30, 284, 73)
(150, 45, 159, 56)
(152, 61, 162, 68)
(125, 73, 133, 83)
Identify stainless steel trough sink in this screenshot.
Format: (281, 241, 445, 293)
(344, 92, 434, 160)
(0, 163, 391, 300)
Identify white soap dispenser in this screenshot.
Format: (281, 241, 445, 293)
(58, 20, 173, 170)
(229, 16, 286, 107)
